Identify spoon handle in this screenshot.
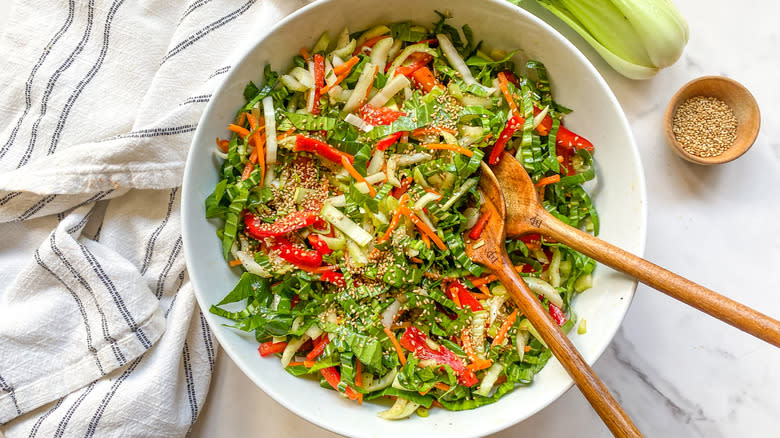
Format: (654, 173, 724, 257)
(537, 210, 780, 347)
(492, 254, 642, 438)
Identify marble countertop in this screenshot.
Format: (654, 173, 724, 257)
(191, 1, 780, 437)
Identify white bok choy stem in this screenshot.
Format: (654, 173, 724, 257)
(368, 74, 410, 108)
(342, 62, 377, 114)
(262, 96, 278, 165)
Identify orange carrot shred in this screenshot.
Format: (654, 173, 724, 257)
(333, 56, 360, 76)
(470, 274, 498, 288)
(241, 162, 254, 181)
(524, 345, 532, 352)
(216, 137, 229, 152)
(377, 194, 408, 244)
(401, 206, 446, 250)
(421, 233, 431, 249)
(491, 309, 519, 347)
(535, 174, 561, 187)
(434, 382, 451, 391)
(300, 47, 311, 60)
(423, 143, 474, 157)
(497, 72, 520, 117)
(276, 128, 296, 141)
(228, 124, 250, 138)
(228, 259, 242, 267)
(341, 156, 376, 197)
(286, 361, 305, 367)
(384, 326, 407, 365)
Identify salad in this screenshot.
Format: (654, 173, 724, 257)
(206, 13, 599, 419)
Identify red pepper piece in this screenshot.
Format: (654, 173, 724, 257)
(307, 234, 333, 255)
(320, 366, 360, 400)
(374, 131, 403, 152)
(555, 125, 594, 151)
(400, 326, 478, 387)
(549, 303, 567, 326)
(502, 70, 520, 87)
(306, 334, 330, 361)
(489, 114, 524, 165)
(392, 52, 433, 75)
(410, 66, 441, 93)
(295, 135, 354, 164)
(291, 294, 300, 309)
(312, 54, 325, 115)
(446, 280, 484, 312)
(359, 104, 406, 126)
(391, 176, 413, 199)
(467, 210, 491, 240)
(319, 271, 345, 287)
(258, 341, 287, 357)
(415, 38, 439, 47)
(244, 211, 320, 239)
(269, 236, 323, 268)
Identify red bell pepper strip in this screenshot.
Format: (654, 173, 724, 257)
(391, 176, 413, 198)
(532, 107, 593, 151)
(353, 35, 390, 55)
(306, 334, 330, 361)
(319, 270, 346, 287)
(258, 341, 287, 357)
(489, 114, 525, 165)
(307, 234, 333, 255)
(549, 303, 567, 326)
(374, 131, 403, 152)
(244, 211, 320, 239)
(312, 54, 325, 115)
(295, 135, 354, 164)
(269, 236, 323, 268)
(392, 52, 433, 76)
(446, 280, 484, 312)
(501, 70, 520, 87)
(411, 67, 441, 93)
(359, 104, 406, 126)
(320, 366, 360, 400)
(467, 210, 491, 240)
(400, 326, 479, 387)
(415, 38, 438, 47)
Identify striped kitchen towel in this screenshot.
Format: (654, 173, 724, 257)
(0, 0, 311, 436)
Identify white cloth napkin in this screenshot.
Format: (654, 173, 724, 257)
(0, 0, 311, 436)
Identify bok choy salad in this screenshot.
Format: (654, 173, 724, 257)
(206, 13, 599, 419)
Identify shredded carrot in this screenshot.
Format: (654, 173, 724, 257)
(524, 345, 532, 353)
(423, 187, 441, 198)
(477, 284, 491, 295)
(497, 71, 520, 117)
(449, 286, 462, 308)
(364, 65, 380, 100)
(469, 291, 491, 301)
(355, 360, 363, 388)
(410, 257, 424, 264)
(434, 382, 451, 392)
(297, 264, 339, 273)
(341, 156, 376, 197)
(276, 128, 296, 141)
(300, 47, 311, 60)
(401, 131, 409, 143)
(320, 70, 351, 94)
(236, 112, 247, 127)
(384, 326, 407, 365)
(377, 194, 408, 244)
(333, 55, 360, 76)
(228, 259, 242, 267)
(462, 327, 492, 371)
(557, 155, 565, 163)
(421, 233, 431, 249)
(431, 400, 444, 409)
(286, 361, 305, 367)
(401, 207, 446, 250)
(304, 360, 316, 368)
(246, 114, 266, 182)
(470, 274, 498, 288)
(241, 162, 254, 180)
(535, 174, 561, 187)
(491, 309, 519, 347)
(411, 126, 457, 137)
(381, 161, 388, 183)
(216, 137, 229, 153)
(423, 143, 474, 157)
(228, 124, 250, 138)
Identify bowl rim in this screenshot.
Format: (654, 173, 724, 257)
(181, 0, 648, 436)
(663, 75, 761, 165)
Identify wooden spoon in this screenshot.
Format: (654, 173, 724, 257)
(465, 162, 642, 438)
(491, 151, 780, 347)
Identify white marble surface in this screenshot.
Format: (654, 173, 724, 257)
(191, 1, 780, 437)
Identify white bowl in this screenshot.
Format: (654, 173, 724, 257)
(181, 0, 647, 436)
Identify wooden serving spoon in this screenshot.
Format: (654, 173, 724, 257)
(464, 162, 642, 438)
(491, 151, 780, 347)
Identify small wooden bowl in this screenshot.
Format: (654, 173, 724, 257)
(664, 76, 760, 165)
